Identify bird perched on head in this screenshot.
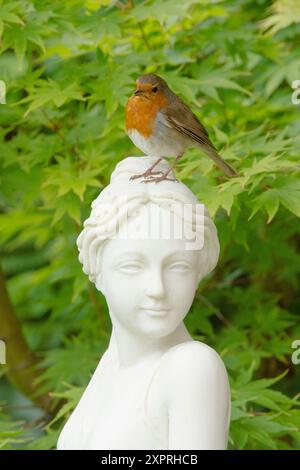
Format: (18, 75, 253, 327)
(125, 73, 237, 183)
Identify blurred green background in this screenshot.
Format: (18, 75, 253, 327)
(0, 0, 300, 449)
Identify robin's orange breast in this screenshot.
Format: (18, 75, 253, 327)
(125, 93, 168, 138)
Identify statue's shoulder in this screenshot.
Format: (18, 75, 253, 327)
(161, 340, 226, 380)
(147, 341, 230, 422)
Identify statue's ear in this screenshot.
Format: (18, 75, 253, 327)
(197, 270, 203, 285)
(95, 275, 105, 295)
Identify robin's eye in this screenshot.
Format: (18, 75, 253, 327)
(152, 86, 158, 93)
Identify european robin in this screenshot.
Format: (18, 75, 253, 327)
(125, 73, 237, 182)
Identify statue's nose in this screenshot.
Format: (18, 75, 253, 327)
(145, 269, 165, 300)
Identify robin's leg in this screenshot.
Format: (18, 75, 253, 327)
(130, 157, 164, 181)
(143, 154, 183, 183)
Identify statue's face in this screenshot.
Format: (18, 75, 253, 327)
(97, 204, 201, 338)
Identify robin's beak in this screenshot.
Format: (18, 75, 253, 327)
(134, 89, 143, 96)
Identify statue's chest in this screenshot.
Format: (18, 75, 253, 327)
(80, 361, 167, 449)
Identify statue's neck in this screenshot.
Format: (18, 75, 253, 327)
(107, 320, 192, 369)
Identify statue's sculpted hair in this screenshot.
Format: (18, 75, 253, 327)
(77, 157, 220, 288)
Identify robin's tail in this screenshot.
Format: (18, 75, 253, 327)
(203, 145, 237, 177)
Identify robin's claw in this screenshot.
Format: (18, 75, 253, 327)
(142, 175, 179, 184)
(130, 170, 164, 181)
(156, 177, 179, 183)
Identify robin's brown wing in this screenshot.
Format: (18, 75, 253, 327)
(161, 96, 217, 151)
(160, 94, 237, 177)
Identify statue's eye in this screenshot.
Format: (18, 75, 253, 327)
(118, 262, 143, 273)
(152, 86, 158, 93)
(168, 263, 191, 273)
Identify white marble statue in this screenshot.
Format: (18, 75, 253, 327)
(57, 156, 231, 450)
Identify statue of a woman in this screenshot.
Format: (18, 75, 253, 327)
(57, 156, 231, 450)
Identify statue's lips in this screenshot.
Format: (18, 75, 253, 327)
(141, 307, 170, 317)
